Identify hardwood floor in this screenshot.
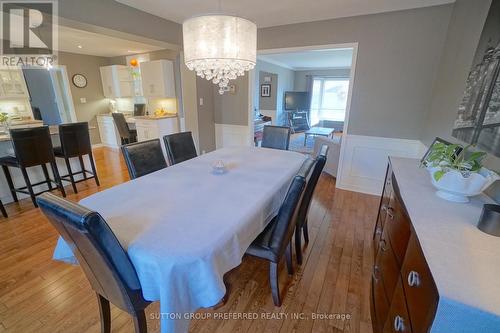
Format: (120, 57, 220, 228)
(0, 147, 378, 333)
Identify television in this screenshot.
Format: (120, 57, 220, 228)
(284, 91, 310, 110)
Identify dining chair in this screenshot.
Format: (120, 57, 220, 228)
(245, 158, 314, 306)
(121, 139, 167, 179)
(295, 144, 329, 265)
(0, 126, 66, 208)
(37, 192, 151, 333)
(112, 113, 137, 145)
(162, 131, 197, 165)
(0, 199, 7, 218)
(261, 125, 291, 150)
(54, 122, 100, 193)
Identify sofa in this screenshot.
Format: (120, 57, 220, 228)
(313, 135, 342, 177)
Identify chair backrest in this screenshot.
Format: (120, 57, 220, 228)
(163, 131, 197, 165)
(111, 113, 131, 139)
(37, 192, 147, 313)
(268, 158, 314, 257)
(10, 126, 55, 167)
(261, 125, 291, 150)
(121, 139, 167, 179)
(59, 122, 92, 157)
(297, 144, 329, 228)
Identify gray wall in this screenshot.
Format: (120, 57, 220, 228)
(259, 72, 278, 110)
(57, 0, 181, 45)
(254, 60, 295, 125)
(214, 75, 249, 126)
(58, 51, 110, 144)
(293, 68, 351, 91)
(257, 5, 453, 139)
(196, 77, 216, 153)
(420, 0, 492, 146)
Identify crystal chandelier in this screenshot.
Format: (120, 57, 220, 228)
(183, 15, 257, 94)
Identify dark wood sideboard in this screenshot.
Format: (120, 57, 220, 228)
(371, 160, 439, 333)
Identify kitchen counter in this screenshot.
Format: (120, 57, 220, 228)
(390, 157, 500, 332)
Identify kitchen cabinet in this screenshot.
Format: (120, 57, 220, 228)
(0, 69, 28, 99)
(140, 60, 175, 98)
(97, 115, 121, 148)
(100, 65, 136, 98)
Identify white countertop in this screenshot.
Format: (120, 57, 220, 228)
(390, 157, 500, 332)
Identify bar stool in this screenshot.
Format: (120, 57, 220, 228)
(0, 126, 66, 208)
(0, 199, 7, 218)
(54, 122, 100, 193)
(112, 113, 137, 145)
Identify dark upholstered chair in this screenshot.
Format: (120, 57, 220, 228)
(54, 122, 100, 193)
(245, 158, 314, 306)
(112, 113, 137, 145)
(0, 199, 7, 218)
(37, 193, 150, 333)
(295, 144, 329, 265)
(261, 125, 291, 150)
(0, 127, 66, 208)
(162, 132, 197, 165)
(121, 139, 167, 180)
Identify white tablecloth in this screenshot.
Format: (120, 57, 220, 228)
(53, 146, 306, 333)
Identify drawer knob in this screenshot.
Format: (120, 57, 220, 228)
(372, 265, 381, 282)
(394, 315, 405, 332)
(407, 270, 421, 287)
(375, 227, 382, 236)
(379, 239, 387, 252)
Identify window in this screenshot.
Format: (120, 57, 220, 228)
(310, 77, 349, 126)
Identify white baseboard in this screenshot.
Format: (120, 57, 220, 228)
(336, 134, 426, 196)
(215, 124, 251, 149)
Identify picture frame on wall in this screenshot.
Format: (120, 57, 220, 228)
(261, 84, 271, 97)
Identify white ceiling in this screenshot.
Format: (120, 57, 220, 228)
(58, 26, 165, 57)
(116, 0, 455, 28)
(258, 48, 353, 70)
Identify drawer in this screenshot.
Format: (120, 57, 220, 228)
(401, 234, 438, 333)
(372, 265, 390, 333)
(376, 228, 400, 302)
(374, 167, 393, 257)
(383, 278, 413, 333)
(385, 192, 411, 266)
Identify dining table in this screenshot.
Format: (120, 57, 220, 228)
(53, 146, 307, 333)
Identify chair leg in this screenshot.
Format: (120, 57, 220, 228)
(89, 152, 100, 186)
(41, 163, 53, 190)
(269, 262, 281, 306)
(285, 242, 294, 275)
(50, 162, 66, 197)
(2, 165, 18, 202)
(303, 218, 309, 244)
(64, 158, 78, 193)
(132, 310, 148, 333)
(295, 226, 303, 265)
(96, 294, 111, 333)
(0, 200, 7, 218)
(20, 167, 37, 208)
(78, 156, 88, 180)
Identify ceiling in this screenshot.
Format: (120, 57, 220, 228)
(58, 26, 165, 57)
(258, 48, 353, 70)
(115, 0, 454, 27)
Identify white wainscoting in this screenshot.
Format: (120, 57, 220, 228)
(336, 134, 426, 196)
(215, 124, 252, 149)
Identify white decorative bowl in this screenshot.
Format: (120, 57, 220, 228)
(429, 167, 499, 203)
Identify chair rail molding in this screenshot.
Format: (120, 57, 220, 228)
(215, 124, 252, 149)
(336, 134, 426, 195)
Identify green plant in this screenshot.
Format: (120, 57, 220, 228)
(424, 142, 487, 181)
(0, 112, 8, 123)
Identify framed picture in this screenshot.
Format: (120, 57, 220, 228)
(261, 84, 271, 97)
(420, 137, 463, 166)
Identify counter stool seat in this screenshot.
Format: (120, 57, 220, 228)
(0, 126, 66, 208)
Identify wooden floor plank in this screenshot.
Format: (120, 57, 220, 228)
(0, 147, 379, 333)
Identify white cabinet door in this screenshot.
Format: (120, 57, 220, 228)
(140, 60, 176, 98)
(97, 116, 121, 148)
(100, 65, 134, 98)
(100, 67, 115, 98)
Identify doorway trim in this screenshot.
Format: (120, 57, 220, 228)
(249, 42, 359, 180)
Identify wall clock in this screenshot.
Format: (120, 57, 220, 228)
(72, 74, 87, 88)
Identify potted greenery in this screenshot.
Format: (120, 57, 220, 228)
(0, 112, 8, 133)
(424, 142, 499, 202)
